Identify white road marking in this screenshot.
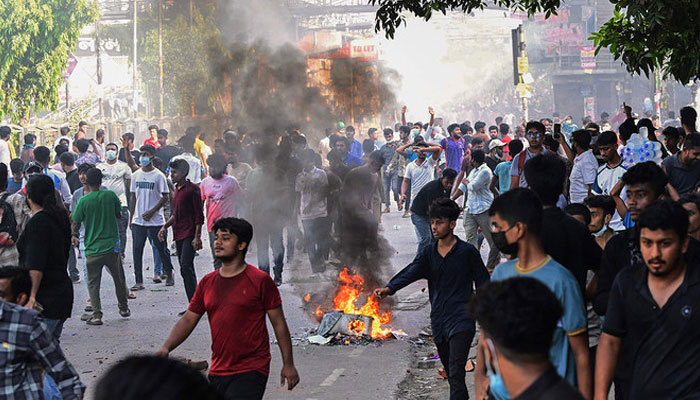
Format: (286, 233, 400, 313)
(349, 347, 365, 358)
(319, 368, 345, 387)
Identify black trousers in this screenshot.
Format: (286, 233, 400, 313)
(175, 236, 198, 302)
(435, 330, 474, 400)
(209, 371, 268, 400)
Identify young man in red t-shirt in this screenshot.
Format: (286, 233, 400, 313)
(156, 218, 300, 399)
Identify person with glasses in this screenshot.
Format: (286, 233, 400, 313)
(509, 121, 550, 190)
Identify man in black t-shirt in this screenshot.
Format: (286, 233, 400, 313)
(409, 168, 456, 254)
(154, 129, 181, 173)
(471, 277, 584, 400)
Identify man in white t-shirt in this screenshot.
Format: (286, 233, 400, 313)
(97, 142, 133, 260)
(170, 134, 204, 184)
(0, 126, 12, 169)
(560, 130, 599, 203)
(129, 144, 174, 290)
(593, 131, 627, 231)
(400, 142, 441, 241)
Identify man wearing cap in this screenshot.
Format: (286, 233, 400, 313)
(485, 139, 505, 172)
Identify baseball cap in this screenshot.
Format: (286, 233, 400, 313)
(24, 161, 43, 173)
(488, 139, 506, 151)
(337, 122, 346, 129)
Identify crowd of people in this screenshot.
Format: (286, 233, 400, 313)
(0, 101, 697, 399)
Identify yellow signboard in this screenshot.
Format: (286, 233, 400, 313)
(517, 57, 529, 74)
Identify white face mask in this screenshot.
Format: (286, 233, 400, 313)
(106, 150, 117, 161)
(592, 215, 611, 237)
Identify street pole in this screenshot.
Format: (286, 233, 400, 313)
(158, 0, 164, 118)
(96, 19, 103, 119)
(132, 0, 138, 118)
(519, 26, 528, 122)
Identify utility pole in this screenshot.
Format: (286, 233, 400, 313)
(158, 0, 164, 118)
(96, 19, 103, 119)
(512, 25, 528, 121)
(132, 0, 138, 117)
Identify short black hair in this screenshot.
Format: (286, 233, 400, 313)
(140, 144, 156, 155)
(96, 128, 105, 138)
(584, 195, 616, 217)
(499, 123, 510, 135)
(571, 129, 591, 150)
(152, 157, 163, 170)
(471, 149, 486, 164)
(488, 125, 498, 132)
(523, 154, 566, 206)
(178, 134, 195, 153)
(564, 203, 591, 226)
(345, 125, 355, 133)
(207, 153, 227, 170)
(299, 148, 317, 163)
(383, 128, 394, 137)
(0, 266, 32, 299)
(618, 118, 638, 142)
(54, 144, 68, 157)
(0, 126, 11, 139)
(683, 132, 700, 150)
(157, 128, 168, 138)
(399, 125, 411, 135)
(23, 134, 35, 145)
(597, 130, 618, 146)
(9, 159, 24, 174)
(508, 139, 524, 155)
(447, 123, 460, 134)
(428, 198, 461, 221)
(441, 168, 458, 180)
(362, 139, 375, 155)
(474, 121, 486, 131)
(680, 106, 697, 129)
(212, 217, 253, 256)
(79, 120, 88, 127)
(59, 151, 75, 167)
(60, 126, 70, 136)
(663, 126, 683, 141)
(148, 124, 159, 131)
(33, 146, 50, 164)
(470, 137, 485, 147)
(621, 161, 668, 198)
(78, 162, 94, 175)
(637, 199, 689, 241)
(86, 167, 103, 187)
(329, 135, 349, 148)
(169, 159, 190, 175)
(489, 188, 543, 236)
(122, 132, 135, 142)
(469, 277, 563, 363)
(525, 121, 545, 134)
(368, 150, 385, 167)
(76, 139, 90, 153)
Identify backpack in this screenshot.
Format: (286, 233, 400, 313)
(517, 150, 528, 176)
(0, 193, 18, 241)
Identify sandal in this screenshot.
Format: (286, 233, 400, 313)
(86, 317, 103, 326)
(128, 292, 137, 299)
(130, 284, 145, 291)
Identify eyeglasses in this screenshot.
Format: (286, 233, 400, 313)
(526, 131, 543, 138)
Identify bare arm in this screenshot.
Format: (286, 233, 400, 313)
(569, 332, 592, 400)
(129, 193, 136, 226)
(121, 139, 139, 172)
(400, 177, 410, 206)
(610, 179, 627, 219)
(428, 106, 435, 127)
(396, 142, 412, 156)
(155, 311, 203, 356)
(451, 170, 465, 198)
(27, 270, 43, 309)
(401, 105, 407, 126)
(474, 336, 489, 399)
(594, 333, 622, 400)
(558, 134, 575, 162)
(267, 306, 300, 390)
(490, 175, 500, 197)
(509, 174, 520, 190)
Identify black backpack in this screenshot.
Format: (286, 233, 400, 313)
(0, 193, 18, 241)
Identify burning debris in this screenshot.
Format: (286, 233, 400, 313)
(304, 268, 404, 344)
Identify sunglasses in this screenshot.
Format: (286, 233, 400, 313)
(526, 131, 543, 138)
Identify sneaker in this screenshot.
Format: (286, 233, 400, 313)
(119, 308, 131, 318)
(165, 275, 175, 286)
(80, 313, 92, 321)
(86, 317, 103, 326)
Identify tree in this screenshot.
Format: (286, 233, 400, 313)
(370, 0, 700, 84)
(0, 0, 98, 123)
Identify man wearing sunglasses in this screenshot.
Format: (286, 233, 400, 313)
(509, 121, 550, 190)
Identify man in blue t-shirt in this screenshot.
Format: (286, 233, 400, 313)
(329, 135, 361, 169)
(440, 124, 466, 172)
(473, 188, 591, 400)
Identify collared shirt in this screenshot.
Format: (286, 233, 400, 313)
(492, 257, 586, 388)
(604, 259, 700, 399)
(0, 301, 84, 399)
(295, 167, 328, 220)
(379, 142, 397, 168)
(387, 238, 489, 344)
(569, 149, 598, 203)
(594, 160, 627, 231)
(410, 180, 449, 217)
(343, 152, 362, 169)
(172, 181, 204, 242)
(663, 152, 700, 195)
(511, 366, 584, 400)
(349, 139, 363, 159)
(464, 163, 494, 215)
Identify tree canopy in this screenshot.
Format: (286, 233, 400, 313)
(0, 0, 98, 123)
(370, 0, 700, 84)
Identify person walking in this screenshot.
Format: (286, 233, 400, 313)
(97, 142, 132, 260)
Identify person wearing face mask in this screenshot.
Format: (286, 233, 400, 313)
(558, 129, 598, 203)
(485, 139, 505, 172)
(129, 145, 174, 290)
(474, 188, 590, 400)
(470, 277, 584, 400)
(583, 195, 616, 249)
(97, 143, 133, 261)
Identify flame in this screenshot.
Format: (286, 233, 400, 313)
(314, 305, 323, 318)
(348, 320, 366, 335)
(331, 268, 394, 339)
(303, 293, 311, 302)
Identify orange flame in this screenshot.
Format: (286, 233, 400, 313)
(331, 268, 394, 339)
(303, 293, 311, 302)
(348, 320, 366, 335)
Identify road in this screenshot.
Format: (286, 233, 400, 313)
(61, 209, 479, 399)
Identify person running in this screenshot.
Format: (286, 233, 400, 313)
(129, 145, 175, 290)
(71, 168, 130, 325)
(476, 188, 591, 400)
(200, 153, 243, 270)
(470, 277, 584, 400)
(97, 143, 132, 260)
(159, 159, 204, 304)
(156, 218, 300, 400)
(595, 200, 700, 399)
(375, 198, 489, 400)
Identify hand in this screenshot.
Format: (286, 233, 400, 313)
(623, 102, 632, 117)
(401, 105, 407, 114)
(192, 236, 203, 251)
(25, 297, 36, 310)
(121, 137, 133, 151)
(280, 365, 300, 390)
(142, 210, 155, 221)
(428, 106, 434, 116)
(72, 236, 80, 248)
(158, 228, 166, 242)
(373, 287, 392, 299)
(154, 347, 169, 357)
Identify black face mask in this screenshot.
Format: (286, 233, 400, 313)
(492, 225, 519, 256)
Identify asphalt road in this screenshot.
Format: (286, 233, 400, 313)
(61, 209, 478, 399)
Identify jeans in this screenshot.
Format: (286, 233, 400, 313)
(131, 224, 174, 285)
(255, 223, 284, 277)
(208, 231, 222, 270)
(302, 217, 330, 273)
(150, 228, 170, 276)
(383, 169, 399, 207)
(435, 330, 475, 400)
(86, 251, 128, 319)
(411, 213, 433, 254)
(463, 211, 500, 270)
(117, 207, 129, 258)
(175, 237, 198, 301)
(42, 318, 66, 400)
(209, 371, 268, 400)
